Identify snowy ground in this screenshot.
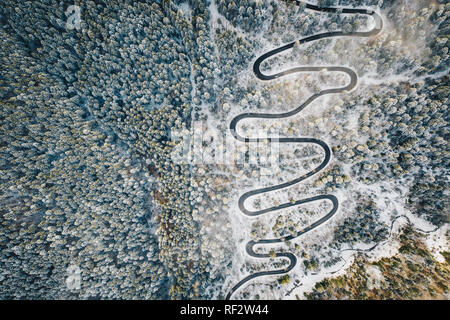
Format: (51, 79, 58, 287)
(190, 0, 449, 299)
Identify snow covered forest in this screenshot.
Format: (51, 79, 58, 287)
(0, 0, 448, 300)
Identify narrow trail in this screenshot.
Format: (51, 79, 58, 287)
(226, 1, 383, 300)
(307, 214, 441, 279)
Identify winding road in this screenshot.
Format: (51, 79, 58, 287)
(226, 1, 383, 300)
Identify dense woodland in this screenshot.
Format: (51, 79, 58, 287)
(0, 0, 448, 299)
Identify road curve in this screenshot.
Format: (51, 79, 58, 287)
(226, 1, 383, 300)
